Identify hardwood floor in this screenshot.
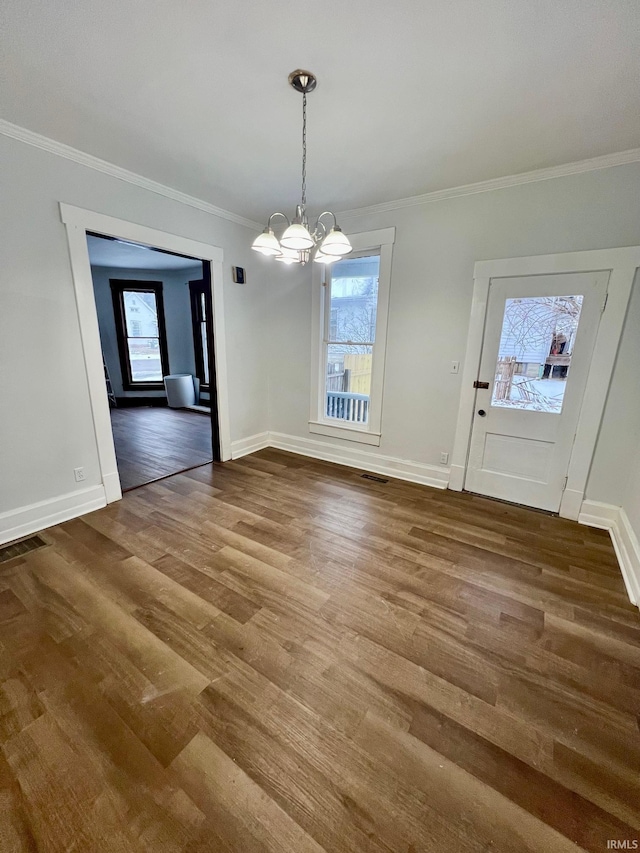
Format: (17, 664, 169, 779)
(1, 449, 639, 852)
(110, 407, 213, 491)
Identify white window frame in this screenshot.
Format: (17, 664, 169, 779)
(310, 227, 395, 446)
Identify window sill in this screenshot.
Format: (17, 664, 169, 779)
(308, 421, 381, 446)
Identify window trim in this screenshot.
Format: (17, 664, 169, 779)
(110, 280, 170, 391)
(309, 227, 395, 445)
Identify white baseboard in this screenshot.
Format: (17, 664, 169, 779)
(579, 499, 640, 607)
(268, 431, 449, 489)
(230, 431, 270, 460)
(0, 485, 107, 546)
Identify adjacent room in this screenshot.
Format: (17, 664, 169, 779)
(1, 2, 639, 851)
(87, 234, 218, 490)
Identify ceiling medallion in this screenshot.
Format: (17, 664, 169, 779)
(251, 70, 352, 266)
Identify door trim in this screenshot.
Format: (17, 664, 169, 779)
(60, 203, 232, 503)
(450, 246, 640, 519)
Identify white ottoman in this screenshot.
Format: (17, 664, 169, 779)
(163, 374, 196, 408)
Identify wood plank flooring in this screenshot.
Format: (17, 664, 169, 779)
(110, 407, 213, 491)
(1, 449, 639, 852)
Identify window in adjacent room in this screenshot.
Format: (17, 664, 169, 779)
(110, 280, 170, 390)
(310, 227, 395, 445)
(189, 279, 211, 390)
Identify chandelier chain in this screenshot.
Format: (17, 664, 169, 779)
(301, 92, 307, 208)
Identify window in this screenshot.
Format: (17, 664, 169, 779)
(110, 280, 170, 390)
(310, 227, 395, 445)
(189, 279, 212, 389)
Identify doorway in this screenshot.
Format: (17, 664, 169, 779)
(450, 246, 640, 519)
(465, 272, 607, 511)
(61, 203, 231, 505)
(86, 233, 221, 490)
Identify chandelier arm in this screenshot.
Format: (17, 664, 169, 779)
(315, 211, 338, 229)
(267, 212, 291, 231)
(311, 220, 327, 243)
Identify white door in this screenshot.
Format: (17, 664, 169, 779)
(465, 272, 608, 511)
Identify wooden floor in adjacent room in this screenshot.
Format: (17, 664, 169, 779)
(110, 407, 213, 491)
(1, 449, 639, 852)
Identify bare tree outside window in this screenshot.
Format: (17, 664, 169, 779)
(492, 295, 584, 413)
(325, 255, 381, 423)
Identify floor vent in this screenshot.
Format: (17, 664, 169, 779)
(0, 535, 47, 564)
(361, 473, 389, 484)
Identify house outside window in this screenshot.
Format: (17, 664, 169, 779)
(310, 228, 395, 446)
(110, 280, 170, 390)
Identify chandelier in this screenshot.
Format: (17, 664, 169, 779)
(251, 70, 352, 266)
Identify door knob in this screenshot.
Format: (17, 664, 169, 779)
(477, 409, 486, 417)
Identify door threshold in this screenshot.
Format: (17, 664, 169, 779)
(121, 459, 215, 493)
(462, 490, 557, 516)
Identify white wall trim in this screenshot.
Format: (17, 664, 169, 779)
(579, 500, 640, 608)
(269, 432, 449, 489)
(4, 119, 639, 231)
(337, 147, 640, 220)
(230, 430, 448, 488)
(308, 421, 381, 446)
(60, 204, 233, 505)
(60, 204, 226, 263)
(0, 119, 261, 231)
(231, 432, 270, 459)
(451, 247, 640, 520)
(0, 486, 106, 546)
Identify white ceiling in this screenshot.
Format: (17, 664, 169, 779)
(2, 0, 639, 222)
(87, 235, 201, 270)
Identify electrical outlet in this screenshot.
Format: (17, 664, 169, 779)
(74, 467, 86, 482)
(440, 451, 449, 465)
(451, 361, 460, 374)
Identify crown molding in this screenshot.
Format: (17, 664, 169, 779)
(337, 147, 640, 219)
(0, 118, 262, 231)
(3, 117, 639, 228)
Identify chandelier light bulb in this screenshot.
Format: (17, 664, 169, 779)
(313, 247, 339, 264)
(319, 226, 352, 257)
(274, 246, 300, 264)
(251, 228, 281, 256)
(280, 222, 314, 251)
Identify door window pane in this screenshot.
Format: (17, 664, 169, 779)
(491, 295, 584, 413)
(326, 344, 372, 423)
